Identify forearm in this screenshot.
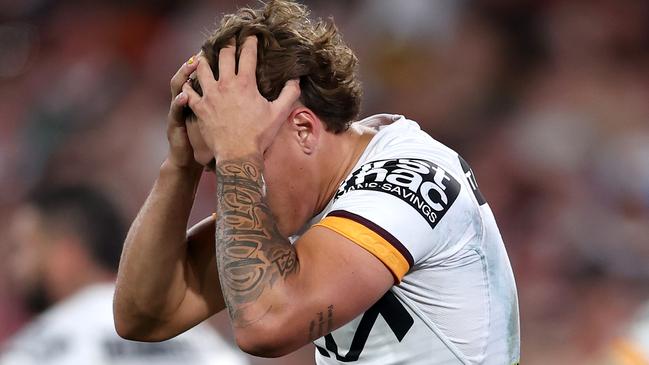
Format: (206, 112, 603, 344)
(114, 160, 202, 330)
(214, 155, 302, 353)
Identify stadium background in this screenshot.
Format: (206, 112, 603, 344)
(1, 0, 648, 363)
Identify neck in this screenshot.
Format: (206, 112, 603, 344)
(312, 125, 375, 217)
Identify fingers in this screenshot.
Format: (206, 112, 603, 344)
(195, 55, 216, 90)
(237, 36, 258, 79)
(218, 38, 236, 82)
(169, 91, 189, 124)
(182, 81, 202, 109)
(170, 54, 200, 98)
(272, 79, 301, 118)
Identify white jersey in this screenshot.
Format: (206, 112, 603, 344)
(303, 115, 520, 364)
(0, 283, 248, 365)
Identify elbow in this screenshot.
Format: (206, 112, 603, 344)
(114, 316, 140, 341)
(113, 301, 135, 340)
(113, 311, 145, 341)
(233, 322, 301, 358)
(113, 306, 173, 342)
(114, 316, 174, 343)
(113, 289, 144, 341)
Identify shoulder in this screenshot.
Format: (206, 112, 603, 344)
(335, 157, 464, 228)
(316, 116, 487, 269)
(341, 114, 483, 221)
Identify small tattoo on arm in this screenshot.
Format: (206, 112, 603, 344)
(318, 311, 325, 337)
(309, 305, 335, 340)
(328, 304, 334, 333)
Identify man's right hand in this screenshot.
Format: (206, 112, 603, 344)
(166, 55, 202, 171)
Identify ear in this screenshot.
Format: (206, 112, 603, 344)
(288, 108, 321, 155)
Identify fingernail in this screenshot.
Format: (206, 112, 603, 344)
(176, 91, 185, 100)
(187, 56, 195, 65)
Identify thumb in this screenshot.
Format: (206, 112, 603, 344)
(272, 79, 301, 118)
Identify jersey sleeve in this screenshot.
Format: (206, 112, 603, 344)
(315, 157, 479, 282)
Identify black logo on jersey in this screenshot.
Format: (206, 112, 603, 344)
(459, 155, 486, 206)
(315, 291, 413, 361)
(335, 158, 461, 230)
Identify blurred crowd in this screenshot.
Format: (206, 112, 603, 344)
(1, 0, 648, 364)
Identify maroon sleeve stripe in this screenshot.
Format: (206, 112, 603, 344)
(327, 210, 414, 268)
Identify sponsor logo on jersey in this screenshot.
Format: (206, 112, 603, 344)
(459, 155, 486, 205)
(335, 158, 461, 229)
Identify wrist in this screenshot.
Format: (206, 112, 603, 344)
(214, 147, 264, 166)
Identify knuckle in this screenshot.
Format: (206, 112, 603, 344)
(238, 77, 250, 88)
(217, 80, 230, 91)
(170, 73, 181, 87)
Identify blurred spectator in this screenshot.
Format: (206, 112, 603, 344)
(0, 185, 247, 365)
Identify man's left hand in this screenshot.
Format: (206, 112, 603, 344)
(183, 36, 301, 161)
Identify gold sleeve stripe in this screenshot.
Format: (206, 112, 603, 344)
(611, 339, 649, 365)
(315, 215, 410, 282)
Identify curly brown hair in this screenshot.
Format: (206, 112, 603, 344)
(187, 0, 362, 133)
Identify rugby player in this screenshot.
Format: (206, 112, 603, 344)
(2, 185, 246, 365)
(113, 1, 520, 363)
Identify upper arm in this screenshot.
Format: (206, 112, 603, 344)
(238, 223, 394, 354)
(147, 215, 225, 340)
(183, 214, 226, 316)
(297, 223, 396, 331)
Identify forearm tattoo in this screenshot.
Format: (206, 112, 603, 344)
(214, 157, 299, 327)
